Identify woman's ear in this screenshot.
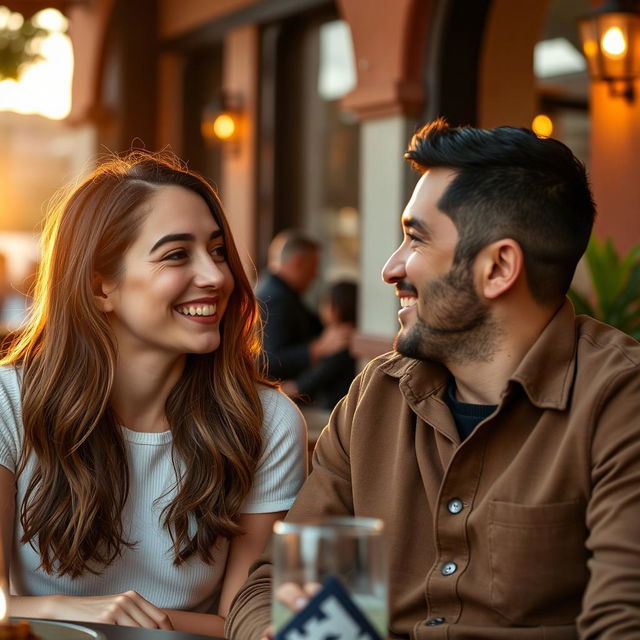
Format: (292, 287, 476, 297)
(476, 239, 524, 300)
(92, 274, 114, 313)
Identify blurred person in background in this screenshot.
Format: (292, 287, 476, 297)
(283, 280, 358, 411)
(256, 230, 352, 382)
(0, 151, 307, 637)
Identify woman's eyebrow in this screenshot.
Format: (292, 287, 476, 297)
(149, 229, 223, 254)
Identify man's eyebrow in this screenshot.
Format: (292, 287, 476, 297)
(149, 229, 223, 254)
(402, 217, 431, 236)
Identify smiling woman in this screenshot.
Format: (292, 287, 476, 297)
(0, 151, 307, 637)
(95, 185, 235, 360)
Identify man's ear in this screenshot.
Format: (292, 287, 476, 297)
(476, 239, 524, 300)
(92, 274, 114, 313)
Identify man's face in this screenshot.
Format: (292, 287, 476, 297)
(381, 169, 499, 365)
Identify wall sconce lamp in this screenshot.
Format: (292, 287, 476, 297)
(201, 93, 244, 150)
(578, 0, 640, 102)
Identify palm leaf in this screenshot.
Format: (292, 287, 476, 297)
(570, 236, 640, 340)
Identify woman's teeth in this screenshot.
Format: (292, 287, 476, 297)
(176, 304, 217, 317)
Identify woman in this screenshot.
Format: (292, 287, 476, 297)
(0, 152, 307, 637)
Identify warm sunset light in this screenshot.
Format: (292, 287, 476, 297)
(0, 7, 72, 119)
(532, 114, 553, 138)
(602, 26, 627, 58)
(0, 584, 6, 621)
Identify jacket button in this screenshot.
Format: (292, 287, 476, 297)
(447, 499, 464, 514)
(441, 561, 457, 576)
(425, 617, 446, 626)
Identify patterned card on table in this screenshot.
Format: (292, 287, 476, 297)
(274, 575, 383, 640)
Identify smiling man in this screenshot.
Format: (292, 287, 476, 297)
(226, 120, 640, 639)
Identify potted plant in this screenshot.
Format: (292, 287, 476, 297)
(569, 236, 640, 340)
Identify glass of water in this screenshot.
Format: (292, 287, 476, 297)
(272, 517, 388, 637)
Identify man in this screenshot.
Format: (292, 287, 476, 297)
(257, 230, 351, 381)
(226, 120, 640, 639)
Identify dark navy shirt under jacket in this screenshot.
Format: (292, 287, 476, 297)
(445, 377, 497, 441)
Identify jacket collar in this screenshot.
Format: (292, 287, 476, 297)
(508, 299, 577, 410)
(379, 299, 577, 410)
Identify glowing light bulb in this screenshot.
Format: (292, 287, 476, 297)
(212, 114, 237, 140)
(602, 27, 627, 58)
(532, 114, 553, 138)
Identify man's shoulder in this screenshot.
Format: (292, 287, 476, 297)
(575, 314, 640, 371)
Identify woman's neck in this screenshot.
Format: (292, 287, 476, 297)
(110, 351, 186, 433)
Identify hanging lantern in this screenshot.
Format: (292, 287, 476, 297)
(578, 0, 640, 101)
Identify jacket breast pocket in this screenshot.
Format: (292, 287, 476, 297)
(488, 499, 589, 625)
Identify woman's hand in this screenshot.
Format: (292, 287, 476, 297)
(49, 591, 173, 629)
(261, 582, 322, 639)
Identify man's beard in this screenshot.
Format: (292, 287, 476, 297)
(394, 261, 501, 366)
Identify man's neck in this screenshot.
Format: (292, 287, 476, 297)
(447, 303, 559, 405)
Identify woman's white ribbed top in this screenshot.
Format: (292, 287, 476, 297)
(0, 366, 307, 612)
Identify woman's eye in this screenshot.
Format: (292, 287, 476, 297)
(211, 246, 227, 262)
(164, 250, 188, 261)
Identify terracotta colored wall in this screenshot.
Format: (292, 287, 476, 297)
(590, 81, 640, 252)
(219, 25, 259, 278)
(478, 0, 550, 128)
(156, 53, 185, 153)
(158, 0, 257, 40)
(337, 0, 431, 119)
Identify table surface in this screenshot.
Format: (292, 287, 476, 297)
(13, 618, 225, 640)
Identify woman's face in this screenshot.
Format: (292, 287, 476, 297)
(99, 185, 235, 361)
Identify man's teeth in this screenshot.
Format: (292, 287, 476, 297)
(176, 304, 217, 317)
(400, 297, 417, 308)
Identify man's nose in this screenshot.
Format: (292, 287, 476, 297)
(382, 244, 407, 284)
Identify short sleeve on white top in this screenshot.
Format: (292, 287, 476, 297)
(0, 365, 23, 473)
(0, 367, 308, 611)
(243, 387, 308, 513)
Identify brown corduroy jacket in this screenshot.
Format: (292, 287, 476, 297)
(225, 301, 640, 639)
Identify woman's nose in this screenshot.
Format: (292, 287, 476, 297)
(194, 255, 227, 289)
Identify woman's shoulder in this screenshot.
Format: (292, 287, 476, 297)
(0, 364, 23, 469)
(257, 385, 306, 438)
(0, 364, 22, 401)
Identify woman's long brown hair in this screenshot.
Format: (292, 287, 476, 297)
(2, 151, 272, 577)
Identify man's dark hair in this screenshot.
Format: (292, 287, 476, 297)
(404, 118, 596, 304)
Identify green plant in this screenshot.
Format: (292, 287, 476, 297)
(569, 236, 640, 340)
(0, 10, 48, 82)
